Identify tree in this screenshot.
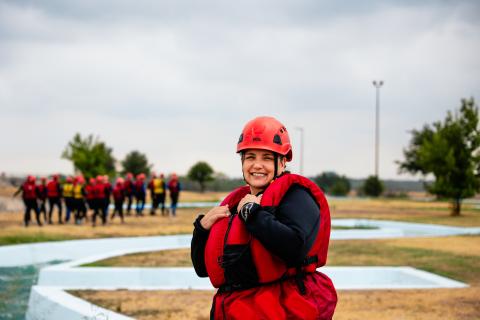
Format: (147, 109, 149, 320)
(62, 133, 116, 178)
(313, 171, 351, 196)
(362, 175, 384, 197)
(121, 151, 152, 176)
(187, 161, 214, 192)
(397, 98, 480, 216)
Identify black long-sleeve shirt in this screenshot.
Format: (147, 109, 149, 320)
(191, 185, 320, 278)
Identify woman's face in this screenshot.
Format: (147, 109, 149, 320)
(242, 149, 286, 194)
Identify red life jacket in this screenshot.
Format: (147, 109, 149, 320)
(46, 181, 60, 197)
(36, 184, 47, 200)
(94, 182, 106, 199)
(113, 186, 124, 201)
(205, 173, 331, 288)
(123, 180, 133, 195)
(22, 182, 37, 200)
(85, 184, 96, 200)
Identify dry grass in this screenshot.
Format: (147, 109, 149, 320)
(329, 198, 480, 227)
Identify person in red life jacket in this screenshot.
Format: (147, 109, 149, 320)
(36, 177, 48, 223)
(111, 177, 126, 223)
(103, 175, 112, 219)
(168, 173, 181, 217)
(84, 177, 97, 221)
(62, 176, 75, 223)
(73, 175, 87, 225)
(123, 172, 135, 215)
(46, 174, 63, 224)
(134, 173, 146, 216)
(191, 116, 337, 320)
(92, 175, 107, 226)
(14, 175, 42, 227)
(148, 172, 156, 215)
(158, 173, 167, 216)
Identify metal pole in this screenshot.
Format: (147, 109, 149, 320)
(295, 127, 304, 175)
(372, 80, 384, 177)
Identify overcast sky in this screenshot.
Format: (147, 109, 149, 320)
(1, 0, 479, 179)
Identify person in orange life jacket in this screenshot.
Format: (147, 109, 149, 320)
(92, 175, 107, 226)
(111, 177, 126, 223)
(46, 174, 63, 224)
(191, 116, 337, 320)
(62, 176, 75, 223)
(73, 175, 87, 225)
(36, 177, 48, 223)
(103, 175, 112, 219)
(14, 175, 42, 227)
(123, 173, 135, 215)
(134, 173, 146, 216)
(168, 173, 181, 217)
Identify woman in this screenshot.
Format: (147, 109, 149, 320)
(191, 116, 337, 319)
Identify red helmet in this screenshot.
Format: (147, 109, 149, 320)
(96, 175, 103, 182)
(126, 172, 133, 179)
(116, 177, 124, 184)
(27, 175, 35, 183)
(66, 176, 73, 183)
(89, 177, 96, 184)
(237, 116, 292, 161)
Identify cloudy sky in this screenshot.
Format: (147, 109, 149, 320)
(1, 0, 479, 179)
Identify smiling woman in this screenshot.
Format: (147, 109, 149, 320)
(191, 116, 337, 320)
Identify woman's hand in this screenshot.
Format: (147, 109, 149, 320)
(200, 205, 230, 230)
(237, 194, 262, 214)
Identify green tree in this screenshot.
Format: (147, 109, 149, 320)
(187, 161, 214, 192)
(121, 151, 152, 176)
(362, 175, 384, 197)
(62, 133, 116, 178)
(398, 98, 480, 216)
(313, 171, 351, 196)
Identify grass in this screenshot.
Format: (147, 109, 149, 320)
(328, 236, 480, 285)
(0, 233, 78, 246)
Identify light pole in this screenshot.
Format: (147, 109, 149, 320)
(372, 80, 384, 178)
(295, 127, 304, 175)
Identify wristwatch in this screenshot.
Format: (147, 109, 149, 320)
(239, 202, 256, 222)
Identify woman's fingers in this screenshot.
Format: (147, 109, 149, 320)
(200, 205, 230, 230)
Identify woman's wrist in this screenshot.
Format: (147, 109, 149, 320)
(194, 214, 209, 233)
(239, 202, 260, 223)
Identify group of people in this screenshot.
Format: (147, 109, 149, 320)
(14, 172, 182, 227)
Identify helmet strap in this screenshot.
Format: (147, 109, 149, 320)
(274, 153, 279, 179)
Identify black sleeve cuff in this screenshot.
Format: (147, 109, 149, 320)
(193, 214, 210, 235)
(238, 202, 261, 223)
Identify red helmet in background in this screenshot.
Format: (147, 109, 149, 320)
(126, 172, 133, 180)
(66, 176, 73, 183)
(27, 175, 35, 183)
(137, 173, 146, 180)
(96, 175, 103, 182)
(116, 177, 124, 184)
(237, 116, 292, 161)
(76, 175, 85, 184)
(89, 177, 96, 184)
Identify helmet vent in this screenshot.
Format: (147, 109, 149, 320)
(238, 134, 243, 144)
(273, 134, 282, 145)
